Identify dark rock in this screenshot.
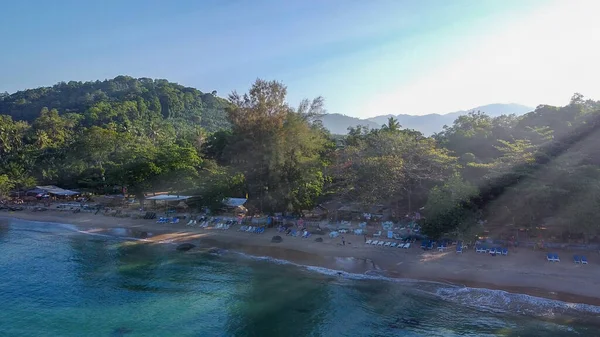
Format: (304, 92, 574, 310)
(315, 237, 323, 242)
(271, 235, 283, 243)
(176, 243, 196, 251)
(111, 327, 132, 336)
(207, 247, 222, 255)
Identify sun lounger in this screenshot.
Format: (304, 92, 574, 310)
(456, 245, 462, 253)
(501, 248, 508, 256)
(390, 242, 397, 248)
(553, 253, 560, 262)
(547, 253, 554, 262)
(371, 240, 379, 245)
(574, 255, 581, 263)
(384, 242, 391, 247)
(366, 239, 373, 245)
(373, 231, 382, 237)
(438, 245, 446, 252)
(378, 241, 385, 246)
(581, 256, 588, 264)
(171, 218, 179, 224)
(247, 226, 254, 232)
(186, 220, 193, 226)
(403, 243, 411, 249)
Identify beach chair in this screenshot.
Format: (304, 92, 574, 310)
(366, 239, 373, 245)
(390, 242, 397, 248)
(581, 256, 588, 264)
(373, 231, 382, 237)
(438, 245, 446, 252)
(378, 241, 385, 246)
(247, 226, 254, 232)
(371, 240, 379, 245)
(554, 253, 560, 262)
(456, 245, 463, 253)
(193, 220, 197, 226)
(239, 225, 247, 231)
(403, 243, 411, 249)
(171, 218, 180, 224)
(573, 255, 581, 264)
(501, 248, 508, 256)
(186, 220, 193, 226)
(547, 253, 554, 262)
(384, 242, 391, 247)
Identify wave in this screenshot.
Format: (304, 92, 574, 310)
(232, 251, 600, 320)
(436, 286, 600, 318)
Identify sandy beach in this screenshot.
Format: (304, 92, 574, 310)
(3, 209, 600, 307)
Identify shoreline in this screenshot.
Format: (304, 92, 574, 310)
(3, 210, 600, 307)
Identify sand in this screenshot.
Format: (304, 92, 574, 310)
(3, 209, 600, 306)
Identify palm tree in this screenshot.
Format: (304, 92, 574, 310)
(382, 117, 401, 132)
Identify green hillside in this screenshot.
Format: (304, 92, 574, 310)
(0, 75, 231, 131)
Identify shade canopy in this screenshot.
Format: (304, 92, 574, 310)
(146, 195, 192, 201)
(223, 198, 247, 207)
(35, 185, 80, 196)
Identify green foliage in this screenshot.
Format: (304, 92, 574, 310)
(421, 174, 479, 239)
(0, 174, 14, 198)
(218, 79, 331, 213)
(333, 125, 456, 214)
(0, 76, 231, 132)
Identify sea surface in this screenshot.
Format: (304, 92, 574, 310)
(1, 218, 600, 337)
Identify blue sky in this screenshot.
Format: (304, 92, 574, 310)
(2, 0, 598, 117)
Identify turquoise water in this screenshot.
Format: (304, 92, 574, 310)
(1, 218, 599, 337)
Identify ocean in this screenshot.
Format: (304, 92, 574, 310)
(1, 217, 599, 337)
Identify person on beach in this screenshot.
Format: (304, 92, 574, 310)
(342, 236, 345, 246)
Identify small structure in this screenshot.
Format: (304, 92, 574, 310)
(146, 195, 193, 202)
(223, 198, 247, 207)
(29, 185, 80, 197)
(146, 194, 193, 211)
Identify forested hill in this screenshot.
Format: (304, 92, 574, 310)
(2, 75, 600, 242)
(0, 76, 231, 132)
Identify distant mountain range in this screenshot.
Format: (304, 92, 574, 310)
(320, 103, 534, 135)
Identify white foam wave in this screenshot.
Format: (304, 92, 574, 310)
(436, 285, 600, 318)
(231, 250, 600, 319)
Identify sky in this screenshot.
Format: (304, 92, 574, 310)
(1, 0, 599, 117)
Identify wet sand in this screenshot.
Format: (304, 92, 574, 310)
(4, 210, 600, 306)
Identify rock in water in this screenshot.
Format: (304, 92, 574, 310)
(314, 237, 323, 242)
(111, 327, 132, 336)
(176, 243, 196, 251)
(271, 235, 283, 243)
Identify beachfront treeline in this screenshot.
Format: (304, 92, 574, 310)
(1, 77, 600, 240)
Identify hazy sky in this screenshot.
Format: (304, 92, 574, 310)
(1, 0, 598, 117)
